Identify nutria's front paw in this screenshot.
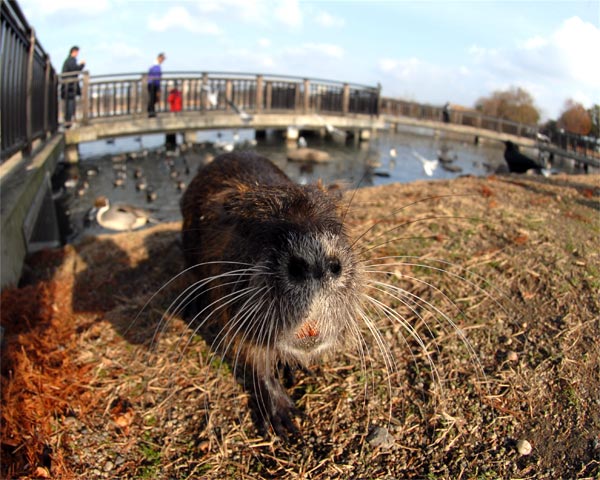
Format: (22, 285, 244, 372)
(268, 395, 300, 438)
(250, 377, 301, 439)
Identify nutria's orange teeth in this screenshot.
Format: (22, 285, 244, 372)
(296, 322, 319, 339)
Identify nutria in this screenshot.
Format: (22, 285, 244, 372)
(180, 151, 363, 435)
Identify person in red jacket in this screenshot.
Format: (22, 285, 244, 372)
(166, 81, 182, 151)
(168, 82, 182, 112)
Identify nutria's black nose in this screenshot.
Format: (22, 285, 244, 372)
(288, 256, 310, 281)
(328, 258, 342, 277)
(288, 256, 342, 282)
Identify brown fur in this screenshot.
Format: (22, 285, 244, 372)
(180, 151, 362, 436)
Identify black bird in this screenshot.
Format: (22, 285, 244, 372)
(503, 141, 543, 174)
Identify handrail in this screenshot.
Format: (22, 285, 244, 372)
(1, 0, 58, 161)
(56, 71, 380, 125)
(63, 70, 379, 90)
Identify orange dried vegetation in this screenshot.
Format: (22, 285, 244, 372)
(1, 258, 97, 478)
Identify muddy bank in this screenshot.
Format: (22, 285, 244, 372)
(1, 173, 599, 479)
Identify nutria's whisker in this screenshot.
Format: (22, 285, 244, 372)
(363, 294, 443, 393)
(355, 215, 478, 257)
(369, 279, 486, 386)
(364, 255, 510, 315)
(355, 307, 396, 420)
(130, 261, 253, 337)
(151, 266, 268, 349)
(349, 193, 477, 249)
(178, 285, 264, 358)
(211, 287, 273, 371)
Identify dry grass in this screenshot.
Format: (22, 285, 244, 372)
(1, 173, 599, 479)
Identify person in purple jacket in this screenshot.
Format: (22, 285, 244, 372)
(147, 52, 165, 117)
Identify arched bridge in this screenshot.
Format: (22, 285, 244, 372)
(59, 71, 551, 161)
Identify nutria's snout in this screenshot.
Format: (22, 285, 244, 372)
(272, 231, 360, 359)
(287, 255, 343, 282)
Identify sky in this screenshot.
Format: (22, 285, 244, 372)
(19, 0, 600, 121)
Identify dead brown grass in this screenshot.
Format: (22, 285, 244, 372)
(1, 173, 599, 479)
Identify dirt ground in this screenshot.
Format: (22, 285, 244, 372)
(1, 172, 599, 479)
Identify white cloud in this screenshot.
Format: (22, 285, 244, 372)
(21, 0, 109, 16)
(148, 6, 222, 35)
(285, 43, 344, 59)
(469, 16, 600, 96)
(314, 10, 345, 28)
(95, 41, 143, 61)
(551, 16, 600, 88)
(194, 0, 268, 24)
(258, 38, 271, 48)
(275, 0, 303, 28)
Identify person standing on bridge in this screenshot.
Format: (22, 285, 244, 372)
(147, 52, 165, 117)
(166, 81, 182, 150)
(61, 46, 86, 127)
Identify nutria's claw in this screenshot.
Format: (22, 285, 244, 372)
(270, 406, 300, 439)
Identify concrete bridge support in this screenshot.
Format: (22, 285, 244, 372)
(184, 130, 198, 146)
(65, 144, 79, 163)
(1, 134, 64, 288)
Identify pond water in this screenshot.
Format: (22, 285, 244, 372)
(51, 125, 582, 243)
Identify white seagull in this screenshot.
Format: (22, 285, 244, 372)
(412, 150, 439, 177)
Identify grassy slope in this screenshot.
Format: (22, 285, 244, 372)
(1, 173, 598, 479)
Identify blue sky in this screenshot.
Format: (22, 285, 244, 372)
(20, 0, 599, 120)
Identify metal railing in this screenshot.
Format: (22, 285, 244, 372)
(1, 0, 57, 162)
(379, 97, 538, 140)
(57, 71, 381, 124)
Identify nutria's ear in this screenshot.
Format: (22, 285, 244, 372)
(326, 181, 352, 203)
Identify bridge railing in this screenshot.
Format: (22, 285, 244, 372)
(57, 71, 381, 124)
(379, 97, 538, 140)
(1, 0, 57, 162)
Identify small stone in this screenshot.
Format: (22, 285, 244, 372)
(516, 438, 532, 455)
(507, 351, 518, 362)
(367, 425, 395, 449)
(103, 460, 114, 472)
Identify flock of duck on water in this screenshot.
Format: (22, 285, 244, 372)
(80, 133, 554, 234)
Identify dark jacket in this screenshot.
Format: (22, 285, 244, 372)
(61, 56, 85, 99)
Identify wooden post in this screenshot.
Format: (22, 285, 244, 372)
(199, 73, 208, 109)
(255, 74, 263, 113)
(81, 71, 90, 125)
(43, 56, 50, 135)
(303, 78, 310, 114)
(141, 73, 149, 116)
(25, 28, 35, 153)
(342, 83, 350, 114)
(225, 79, 232, 111)
(265, 81, 272, 111)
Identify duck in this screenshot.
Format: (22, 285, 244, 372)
(94, 196, 152, 231)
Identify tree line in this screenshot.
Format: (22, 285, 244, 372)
(474, 86, 599, 138)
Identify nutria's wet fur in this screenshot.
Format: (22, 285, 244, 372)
(180, 151, 363, 435)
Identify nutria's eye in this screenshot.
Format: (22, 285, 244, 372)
(328, 258, 342, 277)
(288, 256, 310, 281)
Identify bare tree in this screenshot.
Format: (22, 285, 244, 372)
(475, 86, 540, 125)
